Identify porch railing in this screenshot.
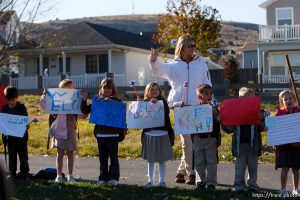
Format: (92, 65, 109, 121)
(66, 73, 107, 88)
(262, 75, 300, 83)
(9, 76, 38, 89)
(259, 24, 300, 42)
(43, 76, 61, 88)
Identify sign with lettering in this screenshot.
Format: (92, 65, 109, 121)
(266, 112, 300, 146)
(0, 113, 29, 137)
(45, 88, 82, 114)
(174, 104, 213, 134)
(89, 97, 126, 128)
(127, 100, 165, 128)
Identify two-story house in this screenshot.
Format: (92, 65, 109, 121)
(258, 0, 300, 84)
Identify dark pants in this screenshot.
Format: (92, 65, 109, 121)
(96, 137, 119, 181)
(7, 136, 29, 177)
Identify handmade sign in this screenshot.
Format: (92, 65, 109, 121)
(220, 97, 261, 126)
(266, 112, 300, 146)
(89, 97, 126, 128)
(45, 88, 82, 114)
(174, 104, 213, 134)
(0, 113, 29, 137)
(127, 100, 165, 128)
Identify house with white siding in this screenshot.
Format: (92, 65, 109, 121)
(258, 0, 300, 83)
(9, 21, 223, 90)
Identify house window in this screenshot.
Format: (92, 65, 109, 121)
(35, 57, 49, 76)
(86, 55, 98, 73)
(289, 53, 300, 74)
(85, 54, 108, 74)
(276, 8, 293, 25)
(269, 54, 285, 75)
(59, 57, 71, 74)
(99, 54, 108, 73)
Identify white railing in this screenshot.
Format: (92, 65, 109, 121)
(67, 73, 107, 88)
(259, 24, 300, 42)
(262, 75, 300, 83)
(43, 76, 61, 88)
(114, 74, 126, 86)
(9, 76, 38, 89)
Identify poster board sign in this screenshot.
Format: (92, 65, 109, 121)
(89, 97, 126, 128)
(174, 104, 213, 134)
(266, 112, 300, 146)
(127, 100, 165, 128)
(45, 88, 82, 114)
(0, 113, 29, 137)
(220, 97, 261, 125)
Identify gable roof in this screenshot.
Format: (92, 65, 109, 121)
(259, 0, 278, 9)
(17, 21, 156, 51)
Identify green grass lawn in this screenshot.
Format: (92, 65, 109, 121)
(0, 95, 278, 163)
(11, 180, 263, 200)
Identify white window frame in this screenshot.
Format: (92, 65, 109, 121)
(275, 7, 294, 26)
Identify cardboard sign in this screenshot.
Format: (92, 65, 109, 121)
(45, 88, 82, 114)
(266, 112, 300, 146)
(0, 113, 29, 137)
(127, 100, 165, 128)
(220, 97, 261, 125)
(174, 104, 213, 134)
(89, 97, 126, 128)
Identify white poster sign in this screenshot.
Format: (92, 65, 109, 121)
(0, 113, 29, 137)
(266, 112, 300, 146)
(45, 88, 82, 114)
(127, 100, 165, 129)
(174, 104, 213, 134)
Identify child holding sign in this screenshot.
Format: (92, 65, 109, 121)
(274, 90, 300, 195)
(222, 87, 265, 192)
(2, 86, 30, 180)
(141, 82, 174, 188)
(81, 78, 127, 186)
(40, 79, 85, 183)
(192, 84, 221, 190)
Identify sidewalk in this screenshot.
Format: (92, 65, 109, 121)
(0, 154, 294, 192)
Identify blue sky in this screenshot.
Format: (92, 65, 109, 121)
(36, 0, 267, 25)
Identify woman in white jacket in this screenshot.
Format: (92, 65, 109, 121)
(149, 34, 212, 185)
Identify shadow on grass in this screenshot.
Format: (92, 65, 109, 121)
(11, 179, 282, 200)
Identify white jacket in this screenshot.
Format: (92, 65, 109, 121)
(149, 54, 212, 106)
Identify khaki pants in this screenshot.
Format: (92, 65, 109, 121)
(234, 143, 259, 191)
(193, 136, 217, 186)
(177, 134, 195, 176)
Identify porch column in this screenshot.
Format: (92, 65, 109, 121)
(39, 53, 43, 76)
(62, 51, 66, 75)
(108, 49, 112, 72)
(257, 47, 262, 84)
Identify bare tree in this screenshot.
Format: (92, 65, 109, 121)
(0, 0, 58, 82)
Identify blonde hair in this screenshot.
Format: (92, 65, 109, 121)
(144, 82, 165, 100)
(174, 34, 196, 57)
(99, 78, 117, 96)
(278, 90, 296, 108)
(239, 87, 254, 97)
(59, 79, 74, 88)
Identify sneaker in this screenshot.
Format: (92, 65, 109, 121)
(185, 175, 196, 185)
(193, 182, 206, 190)
(279, 188, 287, 194)
(207, 185, 216, 190)
(97, 180, 107, 185)
(67, 175, 76, 183)
(109, 179, 118, 186)
(55, 176, 63, 183)
(158, 182, 167, 187)
(175, 173, 185, 183)
(292, 189, 299, 196)
(144, 181, 153, 188)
